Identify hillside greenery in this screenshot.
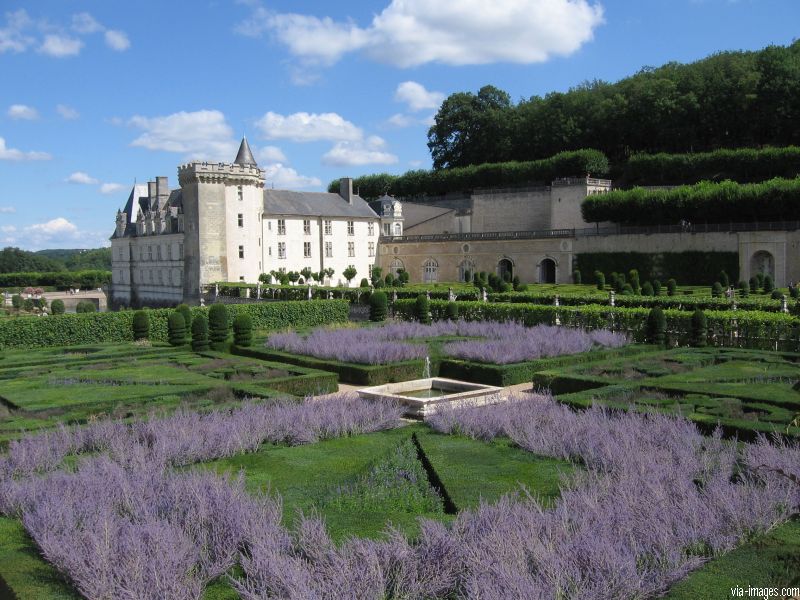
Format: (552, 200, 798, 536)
(0, 247, 111, 274)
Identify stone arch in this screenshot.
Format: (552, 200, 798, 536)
(459, 258, 476, 282)
(538, 257, 557, 284)
(497, 258, 514, 283)
(750, 250, 775, 280)
(389, 258, 405, 277)
(422, 258, 438, 284)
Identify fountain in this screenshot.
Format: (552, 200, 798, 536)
(359, 355, 504, 419)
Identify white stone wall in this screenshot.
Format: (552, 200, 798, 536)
(224, 181, 264, 283)
(111, 233, 185, 304)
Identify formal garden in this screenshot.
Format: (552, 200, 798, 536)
(0, 292, 798, 599)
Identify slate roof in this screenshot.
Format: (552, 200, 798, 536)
(234, 137, 257, 167)
(263, 189, 378, 219)
(401, 202, 454, 229)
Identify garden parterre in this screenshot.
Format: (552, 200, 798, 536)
(0, 392, 798, 599)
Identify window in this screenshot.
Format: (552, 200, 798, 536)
(325, 241, 333, 258)
(383, 223, 390, 235)
(423, 258, 438, 284)
(238, 245, 245, 259)
(148, 245, 153, 261)
(278, 242, 286, 259)
(390, 258, 404, 277)
(368, 242, 375, 257)
(237, 186, 243, 201)
(268, 221, 272, 231)
(277, 219, 286, 235)
(324, 220, 332, 235)
(238, 213, 243, 228)
(239, 276, 245, 282)
(178, 243, 183, 258)
(303, 219, 311, 235)
(304, 241, 311, 258)
(347, 221, 354, 235)
(268, 246, 272, 256)
(348, 241, 355, 257)
(368, 222, 374, 236)
(157, 245, 162, 260)
(394, 222, 402, 235)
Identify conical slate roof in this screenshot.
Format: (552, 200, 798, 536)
(234, 137, 257, 167)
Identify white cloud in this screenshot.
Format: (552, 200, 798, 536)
(239, 0, 603, 68)
(27, 217, 78, 236)
(39, 34, 83, 57)
(7, 104, 38, 120)
(71, 12, 103, 34)
(56, 104, 79, 120)
(255, 111, 363, 142)
(1, 225, 16, 233)
(66, 171, 99, 185)
(0, 206, 16, 214)
(322, 135, 398, 167)
(394, 81, 444, 111)
(104, 29, 130, 51)
(22, 217, 100, 250)
(0, 9, 34, 54)
(385, 113, 417, 128)
(129, 110, 237, 160)
(256, 145, 287, 163)
(0, 137, 51, 161)
(263, 163, 321, 189)
(100, 183, 124, 195)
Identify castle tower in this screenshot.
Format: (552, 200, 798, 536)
(178, 137, 265, 300)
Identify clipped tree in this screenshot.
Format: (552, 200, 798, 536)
(370, 266, 383, 286)
(646, 307, 666, 346)
(763, 274, 775, 294)
(11, 294, 21, 309)
(595, 271, 605, 291)
(233, 313, 253, 347)
(258, 272, 272, 284)
(168, 312, 187, 346)
(628, 269, 641, 295)
(50, 299, 65, 315)
(621, 283, 634, 295)
(719, 270, 730, 289)
(398, 270, 410, 286)
(76, 300, 96, 313)
(208, 303, 229, 351)
(368, 291, 388, 322)
(572, 270, 581, 284)
(749, 276, 759, 293)
(415, 294, 431, 324)
(445, 302, 460, 321)
(384, 273, 393, 286)
(666, 278, 677, 296)
(711, 282, 723, 298)
(359, 277, 370, 288)
(512, 275, 521, 290)
(652, 279, 662, 296)
(755, 272, 765, 290)
(738, 280, 750, 297)
(300, 267, 313, 283)
(343, 265, 357, 286)
(191, 314, 210, 352)
(176, 303, 193, 342)
(790, 285, 799, 299)
(690, 309, 707, 348)
(641, 281, 654, 296)
(132, 310, 150, 340)
(287, 271, 300, 285)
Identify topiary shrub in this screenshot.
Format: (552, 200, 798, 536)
(512, 275, 521, 290)
(641, 281, 654, 296)
(572, 270, 581, 284)
(168, 312, 186, 347)
(445, 302, 459, 321)
(771, 289, 783, 300)
(749, 277, 759, 293)
(132, 310, 149, 341)
(175, 303, 192, 342)
(628, 269, 641, 295)
(76, 300, 96, 313)
(191, 314, 209, 352)
(791, 286, 799, 299)
(719, 270, 730, 289)
(666, 279, 677, 296)
(763, 274, 774, 294)
(652, 279, 661, 296)
(369, 291, 388, 322)
(595, 271, 605, 291)
(755, 272, 765, 290)
(208, 303, 229, 351)
(359, 278, 370, 288)
(621, 284, 634, 295)
(711, 282, 723, 298)
(50, 299, 65, 315)
(233, 313, 253, 347)
(738, 280, 749, 297)
(690, 309, 707, 348)
(646, 307, 666, 346)
(11, 294, 21, 309)
(415, 294, 431, 325)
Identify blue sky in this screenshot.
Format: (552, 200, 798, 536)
(0, 0, 797, 250)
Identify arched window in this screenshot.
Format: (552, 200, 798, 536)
(390, 258, 405, 277)
(422, 258, 438, 284)
(459, 259, 476, 282)
(539, 258, 556, 284)
(750, 251, 775, 280)
(394, 222, 402, 235)
(497, 258, 513, 283)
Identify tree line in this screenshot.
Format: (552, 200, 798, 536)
(0, 247, 111, 274)
(427, 41, 800, 170)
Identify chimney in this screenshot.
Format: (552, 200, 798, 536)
(339, 177, 353, 204)
(156, 176, 169, 203)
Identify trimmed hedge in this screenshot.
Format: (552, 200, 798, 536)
(326, 149, 609, 199)
(393, 299, 800, 351)
(0, 300, 349, 350)
(0, 270, 110, 289)
(238, 347, 426, 386)
(214, 282, 479, 303)
(227, 348, 338, 396)
(582, 176, 800, 225)
(575, 251, 739, 285)
(624, 146, 800, 186)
